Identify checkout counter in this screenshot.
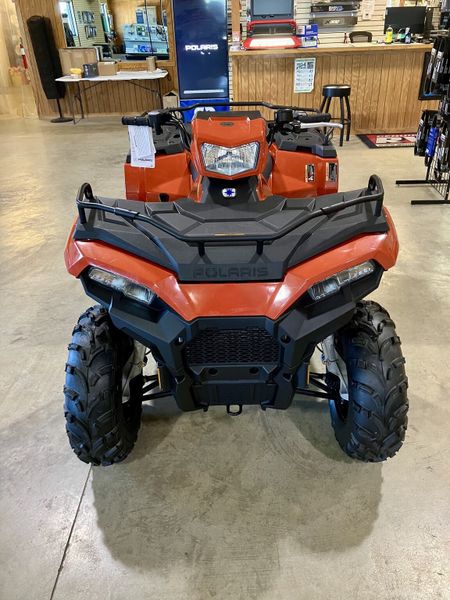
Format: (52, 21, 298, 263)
(230, 42, 438, 134)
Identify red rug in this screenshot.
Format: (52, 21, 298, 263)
(357, 133, 416, 149)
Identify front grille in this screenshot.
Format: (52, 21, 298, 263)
(185, 328, 280, 365)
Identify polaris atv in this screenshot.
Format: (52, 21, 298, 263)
(64, 102, 408, 466)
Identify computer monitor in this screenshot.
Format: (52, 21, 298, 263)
(384, 7, 427, 34)
(251, 0, 294, 20)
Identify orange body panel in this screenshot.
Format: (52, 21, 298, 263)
(270, 145, 339, 198)
(124, 118, 339, 202)
(124, 152, 192, 202)
(190, 114, 269, 180)
(64, 209, 398, 322)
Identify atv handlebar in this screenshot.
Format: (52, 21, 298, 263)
(298, 121, 344, 130)
(122, 115, 152, 127)
(295, 112, 331, 124)
(121, 103, 343, 148)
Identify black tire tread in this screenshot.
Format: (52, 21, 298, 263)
(331, 300, 409, 462)
(64, 305, 142, 466)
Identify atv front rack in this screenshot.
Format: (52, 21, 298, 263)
(74, 177, 387, 283)
(76, 176, 384, 244)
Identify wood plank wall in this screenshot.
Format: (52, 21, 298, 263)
(15, 0, 71, 118)
(15, 0, 177, 118)
(74, 62, 178, 116)
(109, 0, 163, 45)
(232, 48, 438, 133)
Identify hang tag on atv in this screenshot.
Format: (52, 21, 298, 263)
(128, 125, 156, 168)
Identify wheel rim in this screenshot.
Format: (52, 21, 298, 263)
(326, 371, 349, 423)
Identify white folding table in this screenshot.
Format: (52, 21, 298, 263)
(55, 69, 168, 123)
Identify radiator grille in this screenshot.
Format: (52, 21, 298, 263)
(185, 328, 280, 365)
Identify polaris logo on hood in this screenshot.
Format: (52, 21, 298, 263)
(185, 44, 219, 51)
(192, 265, 269, 280)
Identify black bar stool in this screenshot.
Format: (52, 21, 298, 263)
(319, 84, 352, 146)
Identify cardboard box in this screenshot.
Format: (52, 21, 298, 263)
(59, 47, 98, 75)
(98, 61, 118, 76)
(163, 90, 180, 109)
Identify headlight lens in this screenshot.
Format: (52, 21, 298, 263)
(88, 267, 155, 305)
(309, 261, 375, 301)
(201, 142, 259, 176)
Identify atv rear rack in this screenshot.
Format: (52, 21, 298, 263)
(76, 176, 384, 245)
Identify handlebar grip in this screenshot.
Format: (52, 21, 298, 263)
(121, 115, 150, 126)
(296, 112, 332, 124)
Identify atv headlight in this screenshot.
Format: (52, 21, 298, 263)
(201, 142, 259, 176)
(309, 261, 375, 301)
(88, 268, 155, 306)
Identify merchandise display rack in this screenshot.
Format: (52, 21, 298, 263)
(396, 34, 450, 206)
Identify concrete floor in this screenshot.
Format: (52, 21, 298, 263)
(0, 117, 449, 600)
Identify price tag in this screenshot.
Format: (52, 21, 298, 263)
(294, 58, 316, 94)
(128, 125, 156, 168)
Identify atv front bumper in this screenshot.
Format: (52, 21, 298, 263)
(81, 266, 383, 411)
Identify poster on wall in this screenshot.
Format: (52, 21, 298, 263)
(361, 0, 375, 20)
(294, 58, 316, 93)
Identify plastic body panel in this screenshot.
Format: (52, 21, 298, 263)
(76, 263, 384, 412)
(270, 145, 338, 197)
(65, 207, 398, 321)
(190, 113, 269, 180)
(124, 117, 338, 201)
(124, 153, 192, 202)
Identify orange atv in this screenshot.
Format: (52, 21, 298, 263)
(64, 102, 408, 466)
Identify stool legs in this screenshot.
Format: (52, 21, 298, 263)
(320, 91, 352, 145)
(344, 95, 351, 141)
(339, 97, 345, 146)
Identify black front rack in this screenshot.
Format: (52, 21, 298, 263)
(76, 176, 384, 246)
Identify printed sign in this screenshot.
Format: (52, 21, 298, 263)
(128, 125, 156, 168)
(294, 58, 316, 94)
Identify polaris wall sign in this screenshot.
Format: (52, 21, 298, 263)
(173, 0, 229, 99)
(185, 44, 219, 52)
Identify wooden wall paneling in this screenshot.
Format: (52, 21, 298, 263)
(405, 52, 425, 127)
(15, 0, 178, 118)
(383, 52, 402, 131)
(359, 53, 371, 131)
(270, 57, 278, 107)
(248, 55, 256, 103)
(263, 56, 271, 116)
(368, 53, 383, 131)
(15, 0, 70, 117)
(376, 51, 390, 132)
(320, 54, 332, 111)
(349, 52, 360, 130)
(231, 47, 438, 133)
(231, 0, 241, 40)
(108, 0, 163, 45)
(258, 58, 267, 113)
(399, 51, 414, 131)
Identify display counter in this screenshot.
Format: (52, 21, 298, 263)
(231, 43, 437, 133)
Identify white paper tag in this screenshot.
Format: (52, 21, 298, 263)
(128, 125, 156, 168)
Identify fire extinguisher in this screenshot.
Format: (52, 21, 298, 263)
(19, 38, 28, 70)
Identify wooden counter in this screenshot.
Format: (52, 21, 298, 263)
(231, 43, 437, 133)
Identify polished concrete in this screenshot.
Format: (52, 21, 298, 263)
(0, 117, 449, 600)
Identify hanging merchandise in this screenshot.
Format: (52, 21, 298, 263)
(423, 36, 450, 96)
(397, 67, 450, 205)
(415, 109, 438, 158)
(423, 39, 439, 95)
(435, 121, 450, 174)
(425, 116, 440, 166)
